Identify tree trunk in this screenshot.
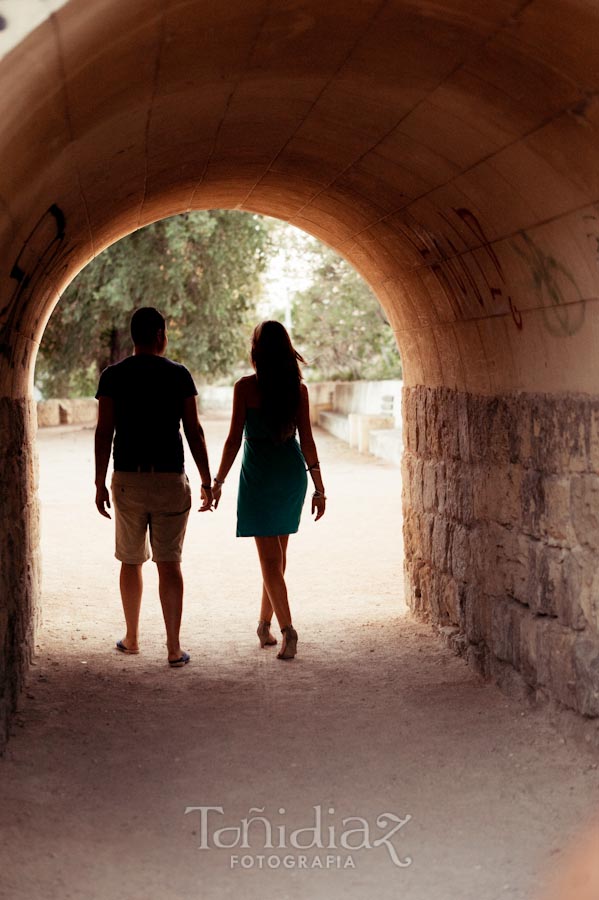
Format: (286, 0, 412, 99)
(98, 326, 128, 372)
(108, 327, 121, 366)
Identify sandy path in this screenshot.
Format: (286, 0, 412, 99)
(0, 420, 598, 900)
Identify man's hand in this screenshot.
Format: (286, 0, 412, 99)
(199, 485, 213, 512)
(95, 484, 111, 518)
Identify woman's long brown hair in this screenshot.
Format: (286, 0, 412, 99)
(251, 321, 306, 442)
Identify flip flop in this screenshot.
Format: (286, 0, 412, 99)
(116, 639, 139, 655)
(169, 652, 190, 668)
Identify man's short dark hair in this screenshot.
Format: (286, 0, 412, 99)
(130, 307, 166, 346)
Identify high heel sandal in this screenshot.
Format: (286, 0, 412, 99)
(257, 620, 278, 648)
(277, 625, 298, 660)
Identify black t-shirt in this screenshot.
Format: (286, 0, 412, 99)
(95, 354, 198, 472)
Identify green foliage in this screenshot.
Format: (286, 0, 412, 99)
(290, 242, 401, 382)
(36, 211, 271, 398)
(37, 211, 400, 397)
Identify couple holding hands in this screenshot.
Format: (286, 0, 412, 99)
(94, 308, 326, 667)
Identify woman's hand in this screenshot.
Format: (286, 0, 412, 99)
(212, 480, 223, 509)
(311, 491, 326, 521)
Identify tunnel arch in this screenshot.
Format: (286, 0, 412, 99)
(1, 0, 599, 742)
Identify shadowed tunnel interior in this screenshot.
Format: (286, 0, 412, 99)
(1, 0, 599, 742)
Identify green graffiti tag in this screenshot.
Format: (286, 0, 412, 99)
(511, 231, 585, 337)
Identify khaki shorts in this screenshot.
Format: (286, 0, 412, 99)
(111, 472, 192, 564)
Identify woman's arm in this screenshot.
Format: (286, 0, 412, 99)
(212, 379, 247, 508)
(297, 384, 326, 520)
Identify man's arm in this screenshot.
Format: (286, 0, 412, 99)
(95, 396, 115, 518)
(181, 396, 213, 511)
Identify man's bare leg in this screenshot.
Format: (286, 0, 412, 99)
(156, 561, 185, 661)
(119, 563, 143, 651)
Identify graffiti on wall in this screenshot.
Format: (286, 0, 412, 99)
(583, 211, 599, 263)
(511, 230, 585, 337)
(409, 206, 523, 330)
(0, 204, 74, 362)
(453, 207, 523, 331)
(409, 203, 588, 337)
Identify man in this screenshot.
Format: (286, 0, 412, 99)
(94, 306, 212, 667)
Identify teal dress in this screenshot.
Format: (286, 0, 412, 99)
(237, 407, 308, 537)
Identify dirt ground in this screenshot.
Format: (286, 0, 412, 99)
(0, 419, 598, 900)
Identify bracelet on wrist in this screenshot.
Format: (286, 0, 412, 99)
(306, 462, 320, 471)
(201, 483, 212, 490)
(214, 477, 225, 486)
(312, 490, 326, 499)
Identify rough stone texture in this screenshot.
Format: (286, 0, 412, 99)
(0, 399, 40, 750)
(403, 386, 599, 719)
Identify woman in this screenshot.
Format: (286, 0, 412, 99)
(211, 321, 326, 660)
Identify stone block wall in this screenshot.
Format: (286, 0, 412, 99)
(37, 398, 97, 428)
(0, 398, 40, 749)
(402, 386, 599, 718)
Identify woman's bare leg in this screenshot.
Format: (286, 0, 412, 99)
(259, 534, 289, 622)
(259, 585, 273, 623)
(255, 535, 292, 630)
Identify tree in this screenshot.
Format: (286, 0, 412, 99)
(36, 210, 271, 397)
(289, 241, 401, 381)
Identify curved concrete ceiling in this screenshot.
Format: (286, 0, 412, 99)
(0, 0, 598, 397)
